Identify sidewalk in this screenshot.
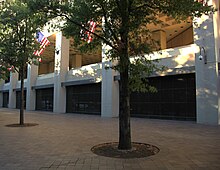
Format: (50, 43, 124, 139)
(0, 108, 220, 170)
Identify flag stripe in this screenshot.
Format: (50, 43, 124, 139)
(40, 37, 50, 47)
(80, 20, 96, 43)
(33, 31, 50, 57)
(38, 48, 45, 55)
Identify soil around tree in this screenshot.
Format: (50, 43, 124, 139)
(5, 123, 39, 127)
(91, 142, 159, 159)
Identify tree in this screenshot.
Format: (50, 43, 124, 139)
(0, 66, 10, 81)
(28, 0, 214, 149)
(0, 0, 48, 125)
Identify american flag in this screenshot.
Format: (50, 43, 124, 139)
(80, 20, 96, 43)
(33, 31, 50, 57)
(7, 65, 14, 71)
(198, 0, 208, 6)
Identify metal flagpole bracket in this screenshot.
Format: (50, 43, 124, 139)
(199, 46, 207, 64)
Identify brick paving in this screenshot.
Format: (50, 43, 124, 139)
(0, 108, 220, 170)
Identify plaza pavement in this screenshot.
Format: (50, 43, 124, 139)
(0, 108, 220, 170)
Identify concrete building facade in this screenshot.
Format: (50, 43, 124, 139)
(0, 0, 219, 125)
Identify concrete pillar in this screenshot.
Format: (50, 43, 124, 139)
(0, 93, 2, 107)
(152, 30, 167, 50)
(53, 32, 69, 113)
(101, 44, 119, 117)
(194, 0, 220, 125)
(26, 64, 38, 110)
(48, 61, 54, 73)
(0, 80, 4, 107)
(8, 71, 18, 108)
(71, 54, 82, 68)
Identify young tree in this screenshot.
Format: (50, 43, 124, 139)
(28, 0, 214, 149)
(0, 65, 10, 81)
(0, 0, 48, 125)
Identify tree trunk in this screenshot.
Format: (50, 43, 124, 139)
(118, 0, 131, 150)
(118, 66, 131, 150)
(19, 64, 25, 125)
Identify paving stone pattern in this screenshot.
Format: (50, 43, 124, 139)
(0, 108, 220, 170)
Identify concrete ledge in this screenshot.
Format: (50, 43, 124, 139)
(114, 66, 195, 81)
(32, 84, 54, 90)
(0, 89, 9, 93)
(13, 87, 27, 92)
(61, 78, 95, 87)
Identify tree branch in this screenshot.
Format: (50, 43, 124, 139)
(131, 2, 158, 12)
(115, 0, 122, 14)
(54, 12, 118, 51)
(35, 3, 119, 51)
(71, 18, 116, 51)
(15, 23, 23, 54)
(23, 18, 28, 64)
(97, 3, 119, 43)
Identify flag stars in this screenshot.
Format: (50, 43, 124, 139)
(33, 31, 50, 60)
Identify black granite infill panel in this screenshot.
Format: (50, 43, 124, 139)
(130, 73, 196, 121)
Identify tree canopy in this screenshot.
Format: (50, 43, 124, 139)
(0, 0, 48, 78)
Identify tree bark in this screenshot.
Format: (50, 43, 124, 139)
(118, 66, 131, 150)
(118, 0, 131, 150)
(19, 64, 25, 125)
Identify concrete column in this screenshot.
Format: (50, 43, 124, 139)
(8, 71, 18, 108)
(26, 64, 38, 110)
(101, 44, 119, 117)
(0, 80, 4, 107)
(71, 54, 82, 68)
(48, 61, 54, 73)
(0, 93, 2, 107)
(194, 0, 220, 125)
(53, 32, 69, 113)
(152, 30, 167, 50)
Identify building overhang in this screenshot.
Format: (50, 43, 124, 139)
(114, 66, 195, 81)
(32, 84, 54, 90)
(0, 89, 9, 93)
(61, 78, 96, 87)
(13, 87, 27, 92)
